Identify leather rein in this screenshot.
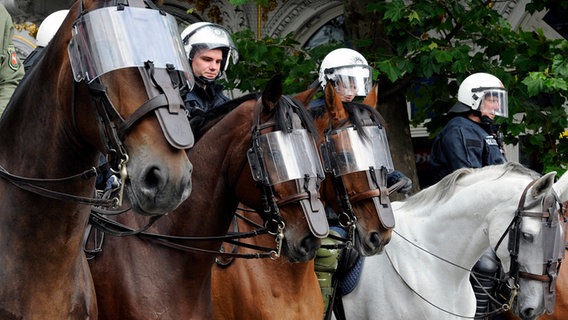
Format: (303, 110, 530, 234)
(87, 97, 320, 260)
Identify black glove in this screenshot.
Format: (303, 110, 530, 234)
(387, 170, 413, 194)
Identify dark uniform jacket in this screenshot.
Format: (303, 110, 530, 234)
(429, 115, 505, 183)
(183, 82, 228, 116)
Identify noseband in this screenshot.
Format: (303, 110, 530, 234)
(494, 179, 567, 313)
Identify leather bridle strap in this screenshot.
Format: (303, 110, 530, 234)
(0, 165, 116, 206)
(118, 94, 168, 136)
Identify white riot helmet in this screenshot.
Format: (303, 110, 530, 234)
(318, 48, 373, 97)
(36, 10, 69, 47)
(450, 72, 508, 117)
(181, 22, 238, 75)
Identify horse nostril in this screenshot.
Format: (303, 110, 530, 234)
(144, 166, 165, 191)
(521, 308, 536, 319)
(300, 236, 319, 257)
(369, 232, 381, 247)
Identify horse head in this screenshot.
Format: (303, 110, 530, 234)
(493, 170, 565, 319)
(233, 74, 328, 262)
(296, 82, 394, 256)
(40, 0, 193, 215)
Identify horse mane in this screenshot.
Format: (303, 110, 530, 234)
(403, 162, 541, 207)
(189, 92, 319, 142)
(276, 95, 320, 142)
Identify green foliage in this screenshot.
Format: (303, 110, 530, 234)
(221, 30, 333, 95)
(364, 0, 568, 174)
(221, 0, 568, 174)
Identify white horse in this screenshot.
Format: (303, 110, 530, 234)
(339, 162, 565, 320)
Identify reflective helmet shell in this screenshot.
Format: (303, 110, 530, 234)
(36, 10, 69, 47)
(455, 72, 508, 117)
(318, 48, 372, 96)
(180, 22, 238, 73)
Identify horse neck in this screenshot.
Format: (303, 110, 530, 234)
(0, 46, 97, 178)
(394, 185, 511, 269)
(162, 104, 255, 238)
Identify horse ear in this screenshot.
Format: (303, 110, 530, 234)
(324, 82, 348, 122)
(362, 84, 379, 108)
(293, 86, 319, 107)
(262, 73, 283, 112)
(553, 171, 568, 201)
(530, 171, 557, 198)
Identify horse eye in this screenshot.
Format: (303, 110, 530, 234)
(521, 232, 534, 242)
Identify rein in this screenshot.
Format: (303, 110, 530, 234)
(0, 163, 118, 207)
(87, 96, 320, 260)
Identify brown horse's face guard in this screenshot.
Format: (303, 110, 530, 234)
(68, 4, 194, 214)
(320, 119, 396, 255)
(246, 95, 328, 260)
(69, 5, 195, 158)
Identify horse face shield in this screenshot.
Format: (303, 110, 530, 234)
(321, 125, 395, 229)
(508, 191, 568, 314)
(68, 6, 192, 85)
(248, 129, 324, 186)
(248, 128, 328, 238)
(68, 6, 194, 150)
(321, 126, 393, 177)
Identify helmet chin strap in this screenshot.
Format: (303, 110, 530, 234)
(480, 115, 494, 125)
(195, 75, 217, 87)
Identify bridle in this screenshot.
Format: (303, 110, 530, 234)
(0, 2, 193, 209)
(492, 179, 567, 315)
(86, 61, 190, 207)
(87, 95, 327, 260)
(320, 110, 396, 247)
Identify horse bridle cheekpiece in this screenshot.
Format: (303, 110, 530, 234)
(247, 96, 328, 246)
(68, 2, 195, 204)
(320, 108, 396, 241)
(496, 180, 567, 314)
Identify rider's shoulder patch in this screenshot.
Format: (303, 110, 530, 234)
(7, 45, 19, 71)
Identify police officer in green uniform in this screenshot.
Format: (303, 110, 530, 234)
(0, 3, 24, 114)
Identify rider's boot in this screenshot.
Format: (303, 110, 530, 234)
(314, 229, 342, 315)
(471, 248, 499, 319)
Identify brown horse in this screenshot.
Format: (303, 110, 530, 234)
(87, 74, 328, 319)
(211, 83, 397, 319)
(0, 1, 193, 319)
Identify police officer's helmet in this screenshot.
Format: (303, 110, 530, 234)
(318, 48, 373, 97)
(36, 10, 69, 47)
(450, 72, 508, 118)
(180, 22, 238, 75)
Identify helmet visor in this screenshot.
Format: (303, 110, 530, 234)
(68, 6, 192, 84)
(324, 126, 394, 177)
(328, 65, 372, 97)
(249, 129, 324, 185)
(476, 88, 508, 118)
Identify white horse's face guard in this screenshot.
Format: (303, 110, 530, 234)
(497, 184, 567, 315)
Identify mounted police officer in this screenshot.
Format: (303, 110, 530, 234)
(429, 72, 508, 319)
(312, 48, 413, 195)
(180, 22, 238, 116)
